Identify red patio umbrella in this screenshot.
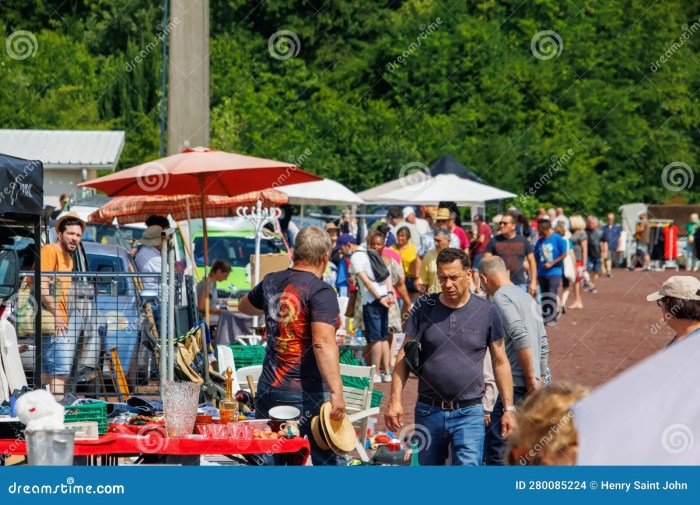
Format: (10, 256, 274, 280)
(79, 147, 320, 327)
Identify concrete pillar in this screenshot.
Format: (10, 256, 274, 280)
(167, 0, 209, 155)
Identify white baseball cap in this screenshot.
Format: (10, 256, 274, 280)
(646, 276, 700, 302)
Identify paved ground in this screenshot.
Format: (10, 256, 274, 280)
(372, 268, 700, 432)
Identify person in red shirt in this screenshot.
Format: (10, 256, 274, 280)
(471, 214, 493, 293)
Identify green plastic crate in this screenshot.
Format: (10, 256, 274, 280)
(228, 344, 266, 370)
(64, 402, 108, 435)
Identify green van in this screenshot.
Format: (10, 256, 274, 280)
(192, 230, 284, 296)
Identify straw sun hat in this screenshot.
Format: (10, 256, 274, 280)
(311, 401, 356, 454)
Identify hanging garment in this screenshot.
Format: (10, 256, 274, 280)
(663, 224, 679, 260)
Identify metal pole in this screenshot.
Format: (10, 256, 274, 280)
(159, 236, 168, 389)
(33, 216, 43, 390)
(167, 238, 176, 381)
(159, 0, 169, 156)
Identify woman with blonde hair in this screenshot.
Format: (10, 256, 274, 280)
(568, 215, 587, 309)
(507, 382, 590, 466)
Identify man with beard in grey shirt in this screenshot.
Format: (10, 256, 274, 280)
(478, 256, 549, 465)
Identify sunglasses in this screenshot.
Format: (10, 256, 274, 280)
(498, 221, 512, 226)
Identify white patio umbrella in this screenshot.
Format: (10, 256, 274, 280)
(279, 178, 364, 225)
(379, 173, 516, 205)
(280, 178, 364, 206)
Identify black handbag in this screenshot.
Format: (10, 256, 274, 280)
(403, 295, 437, 374)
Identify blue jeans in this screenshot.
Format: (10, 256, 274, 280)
(254, 382, 347, 466)
(414, 401, 485, 466)
(483, 386, 528, 465)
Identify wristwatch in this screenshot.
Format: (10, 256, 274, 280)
(504, 406, 516, 413)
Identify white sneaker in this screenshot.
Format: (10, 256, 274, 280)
(381, 373, 392, 383)
(374, 374, 382, 383)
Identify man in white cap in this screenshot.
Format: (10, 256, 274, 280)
(647, 276, 700, 346)
(403, 206, 430, 236)
(387, 206, 421, 247)
(134, 225, 164, 291)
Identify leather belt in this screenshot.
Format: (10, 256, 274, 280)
(418, 395, 482, 411)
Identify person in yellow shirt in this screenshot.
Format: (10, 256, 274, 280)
(391, 227, 421, 299)
(40, 212, 85, 395)
(417, 228, 451, 294)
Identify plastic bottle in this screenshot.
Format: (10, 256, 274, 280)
(410, 442, 420, 466)
(354, 329, 362, 346)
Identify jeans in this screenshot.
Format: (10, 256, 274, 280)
(255, 382, 347, 466)
(414, 401, 485, 466)
(483, 386, 528, 465)
(538, 276, 561, 323)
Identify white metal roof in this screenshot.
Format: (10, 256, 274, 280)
(0, 129, 125, 170)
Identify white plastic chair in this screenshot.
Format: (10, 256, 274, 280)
(340, 363, 380, 462)
(236, 365, 263, 389)
(216, 346, 240, 392)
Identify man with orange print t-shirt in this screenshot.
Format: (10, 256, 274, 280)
(40, 212, 85, 395)
(239, 226, 346, 466)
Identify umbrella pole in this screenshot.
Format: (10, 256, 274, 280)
(300, 204, 304, 227)
(201, 189, 210, 328)
(159, 234, 168, 392)
(200, 188, 211, 384)
(167, 239, 176, 381)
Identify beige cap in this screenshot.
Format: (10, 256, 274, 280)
(646, 276, 700, 302)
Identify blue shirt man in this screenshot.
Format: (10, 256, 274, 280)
(534, 219, 568, 325)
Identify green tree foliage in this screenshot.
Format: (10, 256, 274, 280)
(1, 0, 698, 213)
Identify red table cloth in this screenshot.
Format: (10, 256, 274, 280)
(0, 433, 309, 465)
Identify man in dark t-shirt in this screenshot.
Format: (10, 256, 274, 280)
(239, 226, 346, 466)
(384, 248, 515, 466)
(484, 212, 537, 296)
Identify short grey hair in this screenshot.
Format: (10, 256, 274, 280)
(435, 228, 451, 240)
(293, 226, 331, 265)
(479, 256, 507, 276)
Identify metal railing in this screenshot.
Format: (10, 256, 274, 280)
(7, 271, 181, 399)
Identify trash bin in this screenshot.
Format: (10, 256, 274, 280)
(25, 430, 75, 466)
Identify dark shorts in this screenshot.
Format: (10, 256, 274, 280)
(362, 299, 389, 343)
(587, 257, 601, 273)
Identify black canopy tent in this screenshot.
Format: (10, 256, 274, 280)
(429, 155, 486, 184)
(0, 153, 44, 387)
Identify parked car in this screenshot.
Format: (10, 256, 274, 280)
(82, 242, 150, 386)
